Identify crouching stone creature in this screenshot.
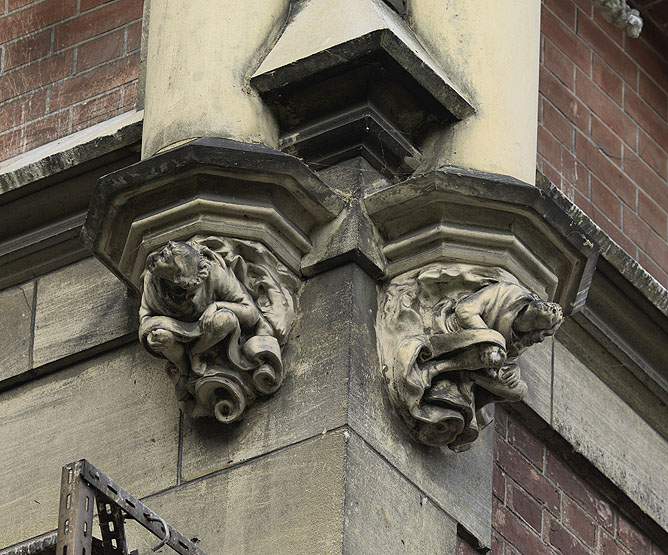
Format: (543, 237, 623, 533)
(379, 263, 563, 451)
(138, 236, 299, 423)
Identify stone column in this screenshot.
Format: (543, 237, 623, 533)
(141, 0, 289, 158)
(408, 0, 542, 184)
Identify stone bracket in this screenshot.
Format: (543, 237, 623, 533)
(364, 166, 599, 314)
(251, 0, 473, 178)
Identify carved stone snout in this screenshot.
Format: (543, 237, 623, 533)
(138, 236, 299, 423)
(378, 263, 563, 451)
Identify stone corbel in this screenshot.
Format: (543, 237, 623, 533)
(366, 167, 599, 450)
(81, 138, 346, 422)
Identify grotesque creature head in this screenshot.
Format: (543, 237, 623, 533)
(512, 298, 563, 348)
(147, 240, 213, 290)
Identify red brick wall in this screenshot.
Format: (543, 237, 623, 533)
(538, 0, 668, 286)
(0, 0, 142, 163)
(491, 405, 665, 555)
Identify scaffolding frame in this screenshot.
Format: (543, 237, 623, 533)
(55, 460, 206, 555)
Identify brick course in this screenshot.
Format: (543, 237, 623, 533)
(0, 0, 142, 163)
(493, 405, 665, 555)
(538, 0, 668, 286)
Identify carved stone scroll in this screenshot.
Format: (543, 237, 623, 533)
(378, 263, 563, 451)
(138, 236, 299, 423)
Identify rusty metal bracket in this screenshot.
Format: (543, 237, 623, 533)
(55, 460, 206, 555)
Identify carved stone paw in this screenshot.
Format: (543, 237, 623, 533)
(480, 344, 506, 368)
(146, 328, 176, 353)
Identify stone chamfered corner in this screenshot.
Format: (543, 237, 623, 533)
(369, 166, 599, 449)
(80, 137, 346, 422)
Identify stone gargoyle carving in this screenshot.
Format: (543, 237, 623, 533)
(379, 263, 563, 451)
(138, 236, 299, 423)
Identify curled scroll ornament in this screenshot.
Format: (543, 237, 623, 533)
(378, 263, 563, 451)
(138, 236, 299, 423)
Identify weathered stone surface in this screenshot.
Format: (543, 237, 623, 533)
(179, 265, 352, 482)
(344, 264, 494, 547)
(553, 340, 668, 532)
(33, 257, 136, 368)
(0, 344, 179, 548)
(127, 432, 346, 555)
(558, 319, 668, 441)
(344, 432, 458, 554)
(138, 237, 299, 424)
(378, 263, 562, 450)
(349, 336, 494, 547)
(517, 336, 553, 422)
(0, 281, 34, 384)
(178, 263, 492, 547)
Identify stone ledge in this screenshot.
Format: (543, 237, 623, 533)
(536, 172, 668, 403)
(0, 111, 142, 195)
(0, 112, 143, 292)
(536, 172, 667, 317)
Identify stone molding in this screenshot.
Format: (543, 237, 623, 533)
(251, 0, 473, 177)
(365, 166, 599, 315)
(0, 112, 142, 291)
(81, 137, 346, 294)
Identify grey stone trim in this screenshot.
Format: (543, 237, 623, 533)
(536, 172, 667, 317)
(0, 111, 142, 194)
(0, 112, 143, 292)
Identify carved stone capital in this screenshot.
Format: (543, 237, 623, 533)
(81, 137, 346, 292)
(365, 167, 599, 315)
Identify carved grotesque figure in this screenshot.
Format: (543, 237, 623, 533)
(379, 263, 563, 451)
(139, 236, 299, 423)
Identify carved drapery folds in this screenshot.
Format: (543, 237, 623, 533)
(138, 236, 299, 423)
(379, 263, 563, 451)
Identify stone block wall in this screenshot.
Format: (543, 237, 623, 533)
(538, 0, 668, 285)
(0, 0, 142, 163)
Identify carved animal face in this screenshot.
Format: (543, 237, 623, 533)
(513, 300, 563, 346)
(147, 241, 202, 287)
